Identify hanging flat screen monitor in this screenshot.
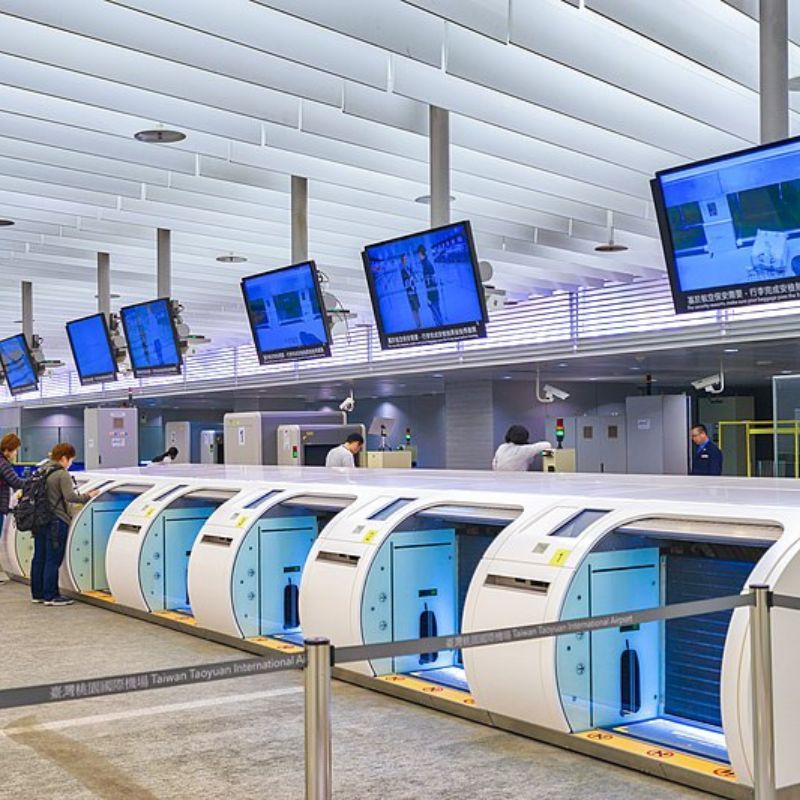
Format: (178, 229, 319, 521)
(120, 298, 182, 377)
(652, 135, 800, 313)
(241, 261, 331, 363)
(362, 220, 488, 349)
(0, 334, 38, 396)
(66, 313, 117, 385)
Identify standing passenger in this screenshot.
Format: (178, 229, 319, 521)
(325, 434, 364, 468)
(30, 443, 98, 606)
(492, 425, 552, 472)
(0, 433, 26, 584)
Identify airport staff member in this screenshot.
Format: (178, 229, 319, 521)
(690, 424, 723, 476)
(492, 425, 552, 471)
(325, 433, 364, 468)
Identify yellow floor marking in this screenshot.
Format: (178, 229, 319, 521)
(152, 610, 198, 626)
(82, 591, 116, 604)
(376, 674, 477, 707)
(246, 636, 304, 655)
(573, 729, 737, 781)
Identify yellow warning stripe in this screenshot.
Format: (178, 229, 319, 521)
(247, 636, 305, 655)
(153, 610, 198, 626)
(573, 729, 737, 782)
(376, 674, 477, 707)
(82, 590, 116, 603)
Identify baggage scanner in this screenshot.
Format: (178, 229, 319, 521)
(105, 482, 246, 615)
(189, 487, 364, 643)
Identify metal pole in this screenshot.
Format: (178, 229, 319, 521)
(291, 175, 309, 264)
(97, 252, 111, 318)
(749, 584, 776, 800)
(759, 0, 789, 143)
(304, 637, 332, 800)
(157, 228, 172, 298)
(429, 105, 450, 228)
(21, 281, 33, 347)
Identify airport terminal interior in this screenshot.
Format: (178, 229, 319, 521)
(4, 2, 800, 799)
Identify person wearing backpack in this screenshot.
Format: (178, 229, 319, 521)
(29, 443, 98, 606)
(0, 433, 27, 584)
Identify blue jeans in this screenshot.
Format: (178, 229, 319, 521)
(31, 518, 69, 601)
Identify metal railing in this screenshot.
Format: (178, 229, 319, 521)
(0, 585, 784, 800)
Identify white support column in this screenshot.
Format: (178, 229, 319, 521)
(157, 228, 172, 298)
(291, 175, 309, 264)
(21, 281, 33, 347)
(97, 252, 111, 318)
(429, 105, 451, 228)
(760, 0, 789, 143)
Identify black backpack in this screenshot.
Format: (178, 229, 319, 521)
(13, 464, 62, 532)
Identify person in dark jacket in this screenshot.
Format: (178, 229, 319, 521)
(30, 443, 97, 606)
(0, 432, 26, 583)
(151, 446, 179, 464)
(690, 424, 723, 476)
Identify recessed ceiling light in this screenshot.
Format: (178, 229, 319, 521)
(594, 242, 629, 253)
(724, 348, 739, 353)
(756, 359, 773, 366)
(503, 375, 512, 380)
(432, 373, 443, 378)
(216, 254, 248, 264)
(0, 219, 14, 227)
(629, 366, 641, 371)
(557, 362, 568, 367)
(134, 129, 187, 143)
(414, 194, 456, 204)
(781, 370, 794, 375)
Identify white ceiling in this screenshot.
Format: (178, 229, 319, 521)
(0, 0, 798, 361)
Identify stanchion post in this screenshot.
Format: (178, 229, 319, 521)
(305, 637, 332, 800)
(749, 584, 776, 800)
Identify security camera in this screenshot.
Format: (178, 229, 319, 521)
(339, 390, 355, 413)
(543, 384, 570, 402)
(691, 374, 723, 393)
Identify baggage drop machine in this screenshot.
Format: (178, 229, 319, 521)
(189, 485, 368, 652)
(105, 480, 249, 623)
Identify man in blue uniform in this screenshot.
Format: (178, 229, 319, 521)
(690, 424, 723, 475)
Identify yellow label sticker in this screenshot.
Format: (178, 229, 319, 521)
(361, 529, 379, 544)
(236, 515, 248, 529)
(549, 548, 571, 567)
(145, 506, 156, 518)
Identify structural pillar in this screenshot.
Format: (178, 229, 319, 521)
(291, 175, 309, 264)
(429, 105, 451, 228)
(760, 0, 789, 143)
(21, 281, 33, 347)
(97, 252, 111, 318)
(157, 228, 172, 298)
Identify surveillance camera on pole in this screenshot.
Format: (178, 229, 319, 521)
(691, 373, 725, 394)
(171, 300, 210, 357)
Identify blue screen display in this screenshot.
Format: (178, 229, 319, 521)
(120, 298, 182, 377)
(241, 262, 331, 363)
(0, 334, 38, 395)
(66, 314, 117, 385)
(362, 221, 487, 349)
(653, 136, 800, 313)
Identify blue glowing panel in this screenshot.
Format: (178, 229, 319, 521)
(241, 262, 331, 364)
(362, 221, 488, 349)
(66, 313, 117, 385)
(120, 298, 182, 377)
(0, 334, 38, 395)
(652, 135, 800, 313)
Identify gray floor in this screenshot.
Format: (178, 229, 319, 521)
(0, 581, 713, 800)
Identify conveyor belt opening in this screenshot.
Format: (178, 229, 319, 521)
(362, 503, 522, 690)
(70, 483, 155, 594)
(141, 489, 240, 615)
(557, 516, 778, 763)
(232, 494, 356, 641)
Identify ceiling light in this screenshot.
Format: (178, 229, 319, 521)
(414, 194, 456, 204)
(134, 129, 187, 143)
(781, 370, 794, 375)
(724, 348, 739, 353)
(557, 362, 568, 368)
(629, 366, 641, 371)
(595, 209, 629, 253)
(432, 373, 443, 378)
(0, 219, 14, 227)
(216, 254, 248, 264)
(756, 360, 773, 366)
(503, 375, 512, 380)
